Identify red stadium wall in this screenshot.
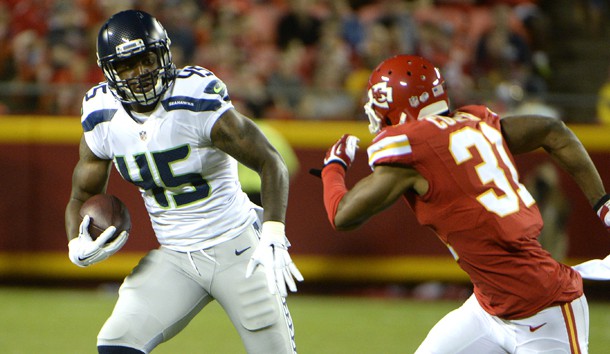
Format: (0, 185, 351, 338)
(1, 117, 610, 282)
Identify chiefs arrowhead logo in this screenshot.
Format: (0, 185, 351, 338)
(369, 82, 393, 109)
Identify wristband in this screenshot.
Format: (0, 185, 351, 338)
(593, 194, 610, 212)
(324, 160, 348, 170)
(262, 221, 285, 237)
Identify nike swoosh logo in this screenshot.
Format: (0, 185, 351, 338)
(213, 84, 223, 94)
(235, 247, 251, 256)
(529, 323, 547, 332)
(78, 252, 97, 261)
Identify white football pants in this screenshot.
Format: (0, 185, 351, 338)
(416, 293, 588, 354)
(97, 223, 297, 354)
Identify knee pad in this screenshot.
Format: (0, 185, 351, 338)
(237, 277, 280, 331)
(97, 311, 163, 353)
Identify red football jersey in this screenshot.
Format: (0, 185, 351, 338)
(367, 105, 582, 319)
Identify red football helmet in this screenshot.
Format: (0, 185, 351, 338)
(364, 55, 449, 134)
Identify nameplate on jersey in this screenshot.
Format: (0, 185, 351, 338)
(161, 96, 222, 112)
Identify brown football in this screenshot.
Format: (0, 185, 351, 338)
(79, 194, 131, 242)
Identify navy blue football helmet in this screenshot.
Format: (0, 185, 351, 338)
(97, 10, 176, 106)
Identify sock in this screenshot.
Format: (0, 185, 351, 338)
(98, 345, 145, 354)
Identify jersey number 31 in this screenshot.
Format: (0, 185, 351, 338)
(450, 123, 535, 217)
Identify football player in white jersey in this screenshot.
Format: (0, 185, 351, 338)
(64, 10, 303, 354)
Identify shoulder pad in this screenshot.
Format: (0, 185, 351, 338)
(453, 105, 499, 120)
(81, 83, 120, 121)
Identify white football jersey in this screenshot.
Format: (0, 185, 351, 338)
(81, 66, 258, 252)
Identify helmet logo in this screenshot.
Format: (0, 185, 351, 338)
(116, 39, 145, 58)
(410, 91, 431, 108)
(409, 96, 419, 108)
(432, 84, 444, 97)
(369, 82, 393, 109)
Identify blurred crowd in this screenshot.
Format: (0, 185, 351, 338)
(0, 0, 603, 121)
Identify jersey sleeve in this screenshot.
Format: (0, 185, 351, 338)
(453, 105, 501, 127)
(80, 83, 117, 160)
(164, 66, 234, 145)
(198, 76, 233, 143)
(367, 128, 415, 169)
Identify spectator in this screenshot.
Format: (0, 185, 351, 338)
(266, 42, 307, 119)
(275, 0, 323, 50)
(596, 68, 610, 125)
(472, 4, 532, 91)
(375, 0, 420, 55)
(328, 0, 366, 52)
(230, 65, 272, 119)
(159, 0, 200, 65)
(9, 30, 51, 113)
(0, 3, 14, 79)
(296, 19, 355, 120)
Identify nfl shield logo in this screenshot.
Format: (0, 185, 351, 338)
(139, 131, 147, 141)
(409, 96, 419, 108)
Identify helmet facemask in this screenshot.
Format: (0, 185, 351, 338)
(364, 98, 382, 135)
(96, 10, 176, 108)
(100, 43, 174, 107)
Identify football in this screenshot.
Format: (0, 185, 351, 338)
(79, 194, 131, 242)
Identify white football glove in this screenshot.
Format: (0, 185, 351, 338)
(245, 221, 304, 297)
(68, 215, 129, 267)
(324, 134, 360, 169)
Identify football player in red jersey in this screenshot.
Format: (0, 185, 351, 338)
(319, 55, 610, 353)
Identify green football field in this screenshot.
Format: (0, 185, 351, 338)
(1, 286, 609, 353)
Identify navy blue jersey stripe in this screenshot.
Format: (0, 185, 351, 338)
(161, 96, 223, 112)
(82, 109, 118, 132)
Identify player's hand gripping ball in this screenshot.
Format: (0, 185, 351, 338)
(79, 194, 131, 242)
(69, 194, 131, 267)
